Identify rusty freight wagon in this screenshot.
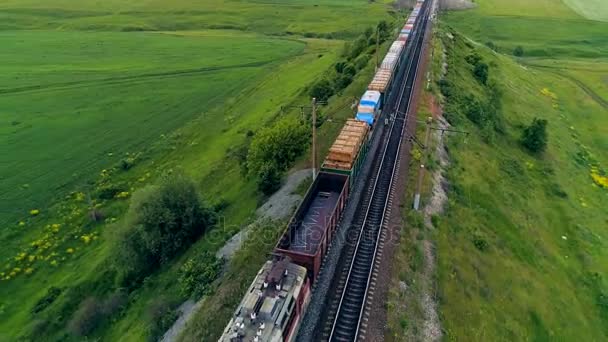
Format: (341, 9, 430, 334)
(275, 172, 349, 282)
(321, 119, 369, 189)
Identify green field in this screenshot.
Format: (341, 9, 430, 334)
(0, 0, 396, 340)
(420, 0, 608, 340)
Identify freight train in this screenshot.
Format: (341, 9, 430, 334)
(219, 1, 426, 341)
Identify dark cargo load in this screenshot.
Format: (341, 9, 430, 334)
(275, 172, 349, 282)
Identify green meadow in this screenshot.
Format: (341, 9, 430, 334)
(0, 0, 396, 340)
(415, 0, 608, 340)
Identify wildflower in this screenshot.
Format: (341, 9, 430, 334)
(74, 192, 86, 202)
(81, 235, 91, 244)
(115, 191, 130, 199)
(29, 209, 40, 216)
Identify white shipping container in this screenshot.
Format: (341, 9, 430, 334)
(389, 41, 405, 54)
(381, 52, 399, 71)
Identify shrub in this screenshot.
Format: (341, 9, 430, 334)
(178, 252, 223, 299)
(513, 45, 524, 57)
(247, 118, 309, 195)
(257, 162, 283, 196)
(102, 290, 128, 316)
(96, 184, 126, 200)
(32, 286, 63, 314)
(67, 297, 103, 337)
(334, 73, 354, 91)
(485, 41, 497, 51)
(354, 54, 370, 70)
(116, 174, 215, 285)
(309, 79, 334, 102)
(473, 235, 489, 251)
(521, 118, 548, 153)
(465, 53, 482, 65)
(473, 62, 489, 84)
(146, 297, 179, 342)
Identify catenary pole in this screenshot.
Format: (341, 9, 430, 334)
(312, 97, 317, 180)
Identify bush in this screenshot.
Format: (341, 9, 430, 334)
(247, 118, 309, 194)
(178, 252, 223, 299)
(354, 54, 370, 70)
(257, 162, 283, 196)
(473, 62, 489, 84)
(513, 45, 524, 57)
(32, 286, 63, 314)
(146, 297, 179, 342)
(96, 184, 126, 200)
(116, 174, 215, 285)
(485, 41, 497, 51)
(309, 79, 334, 102)
(102, 290, 128, 316)
(465, 53, 482, 66)
(334, 73, 354, 91)
(67, 297, 103, 337)
(438, 79, 452, 98)
(521, 118, 548, 153)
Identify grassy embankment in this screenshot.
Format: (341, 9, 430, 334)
(387, 0, 608, 340)
(0, 0, 399, 340)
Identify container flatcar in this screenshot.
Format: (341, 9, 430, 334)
(356, 90, 382, 125)
(275, 172, 349, 282)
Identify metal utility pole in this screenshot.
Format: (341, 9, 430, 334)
(414, 116, 433, 210)
(312, 97, 317, 181)
(375, 26, 380, 70)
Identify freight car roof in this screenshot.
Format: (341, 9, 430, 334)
(288, 190, 341, 254)
(220, 259, 308, 342)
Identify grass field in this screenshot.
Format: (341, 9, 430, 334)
(0, 31, 304, 229)
(419, 0, 608, 340)
(0, 0, 397, 340)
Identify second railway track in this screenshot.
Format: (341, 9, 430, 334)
(319, 2, 432, 341)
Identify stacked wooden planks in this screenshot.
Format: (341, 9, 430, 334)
(323, 119, 369, 171)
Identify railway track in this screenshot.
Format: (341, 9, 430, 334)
(318, 2, 432, 341)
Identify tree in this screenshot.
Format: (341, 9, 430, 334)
(116, 174, 215, 285)
(521, 118, 548, 153)
(309, 79, 334, 102)
(513, 45, 524, 57)
(473, 62, 489, 84)
(247, 119, 309, 195)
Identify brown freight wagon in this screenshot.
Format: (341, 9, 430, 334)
(275, 172, 349, 283)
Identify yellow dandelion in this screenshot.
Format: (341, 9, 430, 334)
(30, 209, 40, 216)
(115, 191, 130, 199)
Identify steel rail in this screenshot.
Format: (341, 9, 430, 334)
(326, 2, 432, 340)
